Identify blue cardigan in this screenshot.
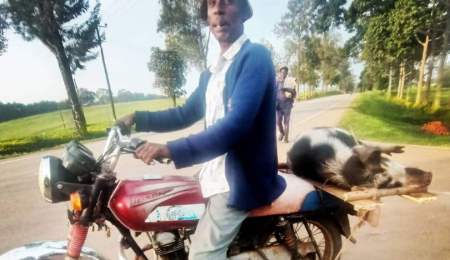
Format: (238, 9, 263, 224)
(134, 41, 286, 211)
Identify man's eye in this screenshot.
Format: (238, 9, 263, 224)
(208, 0, 216, 7)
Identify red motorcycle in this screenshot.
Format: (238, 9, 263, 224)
(4, 127, 355, 260)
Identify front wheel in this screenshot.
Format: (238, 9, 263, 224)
(292, 216, 342, 260)
(0, 240, 106, 260)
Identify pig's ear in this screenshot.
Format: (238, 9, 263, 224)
(352, 145, 382, 165)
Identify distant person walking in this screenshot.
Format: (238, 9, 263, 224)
(276, 66, 296, 143)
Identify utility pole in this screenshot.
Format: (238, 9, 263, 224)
(96, 24, 117, 121)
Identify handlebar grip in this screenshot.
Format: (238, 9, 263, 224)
(129, 138, 146, 150)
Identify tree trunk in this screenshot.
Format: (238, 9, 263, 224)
(397, 63, 405, 99)
(401, 66, 407, 100)
(424, 55, 435, 104)
(415, 34, 430, 107)
(432, 12, 450, 111)
(171, 95, 177, 107)
(387, 66, 393, 97)
(54, 43, 87, 136)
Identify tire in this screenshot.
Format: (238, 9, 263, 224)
(291, 216, 342, 260)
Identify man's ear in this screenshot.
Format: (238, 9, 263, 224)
(352, 145, 382, 165)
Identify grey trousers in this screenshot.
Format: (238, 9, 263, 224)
(188, 192, 248, 260)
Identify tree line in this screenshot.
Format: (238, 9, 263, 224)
(1, 0, 449, 136)
(0, 89, 164, 123)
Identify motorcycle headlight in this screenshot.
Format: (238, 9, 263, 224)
(38, 156, 78, 203)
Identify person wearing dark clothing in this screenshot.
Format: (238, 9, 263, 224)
(276, 66, 296, 143)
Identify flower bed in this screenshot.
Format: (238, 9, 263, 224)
(421, 121, 450, 136)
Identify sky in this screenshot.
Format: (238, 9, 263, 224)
(0, 0, 362, 104)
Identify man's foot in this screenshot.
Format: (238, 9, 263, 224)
(278, 134, 284, 141)
(283, 137, 289, 143)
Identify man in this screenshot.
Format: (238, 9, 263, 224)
(276, 66, 296, 143)
(116, 0, 286, 259)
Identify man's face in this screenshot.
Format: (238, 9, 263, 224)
(279, 69, 288, 80)
(207, 0, 243, 44)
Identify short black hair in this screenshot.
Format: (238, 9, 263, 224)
(280, 66, 289, 73)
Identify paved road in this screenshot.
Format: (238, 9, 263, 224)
(1, 94, 449, 259)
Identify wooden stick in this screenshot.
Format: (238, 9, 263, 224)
(342, 186, 428, 201)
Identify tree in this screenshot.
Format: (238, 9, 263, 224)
(0, 5, 7, 54)
(78, 88, 96, 105)
(95, 88, 109, 104)
(2, 0, 102, 136)
(276, 0, 348, 96)
(432, 2, 450, 110)
(157, 0, 209, 70)
(276, 0, 346, 40)
(148, 45, 186, 107)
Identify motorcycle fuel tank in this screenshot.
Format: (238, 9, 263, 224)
(109, 175, 205, 232)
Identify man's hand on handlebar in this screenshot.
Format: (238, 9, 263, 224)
(135, 142, 171, 165)
(115, 113, 135, 135)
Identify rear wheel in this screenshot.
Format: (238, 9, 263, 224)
(292, 217, 342, 260)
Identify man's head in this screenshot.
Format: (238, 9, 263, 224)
(200, 0, 253, 46)
(279, 66, 288, 81)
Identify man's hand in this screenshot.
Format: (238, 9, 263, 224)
(115, 113, 135, 135)
(135, 142, 171, 165)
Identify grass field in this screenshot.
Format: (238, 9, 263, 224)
(339, 90, 450, 146)
(0, 99, 183, 156)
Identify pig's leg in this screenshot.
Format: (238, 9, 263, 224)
(378, 145, 404, 155)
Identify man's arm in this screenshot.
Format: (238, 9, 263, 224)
(167, 46, 274, 168)
(133, 71, 210, 132)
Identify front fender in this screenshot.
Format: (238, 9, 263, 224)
(0, 240, 106, 260)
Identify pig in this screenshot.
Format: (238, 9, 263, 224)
(287, 127, 432, 190)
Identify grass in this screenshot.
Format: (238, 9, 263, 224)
(339, 90, 450, 146)
(0, 98, 183, 156)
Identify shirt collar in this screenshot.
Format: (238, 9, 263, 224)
(223, 34, 248, 60)
(210, 34, 248, 73)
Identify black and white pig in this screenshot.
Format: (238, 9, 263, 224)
(287, 127, 432, 190)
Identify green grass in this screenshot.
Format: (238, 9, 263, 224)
(339, 91, 450, 146)
(0, 98, 183, 156)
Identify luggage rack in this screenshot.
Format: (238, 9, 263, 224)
(306, 178, 437, 227)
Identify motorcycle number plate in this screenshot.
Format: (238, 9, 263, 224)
(145, 204, 205, 222)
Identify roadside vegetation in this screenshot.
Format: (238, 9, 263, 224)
(0, 99, 182, 157)
(340, 90, 450, 146)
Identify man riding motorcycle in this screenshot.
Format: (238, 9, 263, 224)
(116, 0, 287, 258)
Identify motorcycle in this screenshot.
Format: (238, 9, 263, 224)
(2, 127, 356, 260)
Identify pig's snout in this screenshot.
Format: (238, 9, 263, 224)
(405, 168, 432, 187)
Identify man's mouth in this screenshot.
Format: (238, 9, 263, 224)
(213, 22, 230, 31)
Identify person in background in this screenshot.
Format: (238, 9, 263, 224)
(276, 66, 296, 143)
(116, 0, 286, 259)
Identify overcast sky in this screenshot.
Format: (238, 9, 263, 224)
(0, 0, 361, 104)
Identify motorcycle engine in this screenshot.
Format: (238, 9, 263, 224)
(153, 232, 187, 258)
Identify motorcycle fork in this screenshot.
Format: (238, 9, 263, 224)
(106, 210, 149, 260)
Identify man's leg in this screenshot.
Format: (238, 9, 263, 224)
(276, 109, 285, 140)
(283, 108, 292, 143)
(189, 193, 248, 260)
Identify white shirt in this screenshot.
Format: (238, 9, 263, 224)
(199, 34, 248, 198)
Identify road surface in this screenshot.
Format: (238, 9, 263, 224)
(1, 94, 449, 259)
